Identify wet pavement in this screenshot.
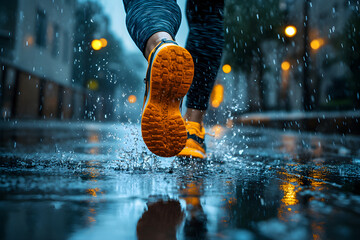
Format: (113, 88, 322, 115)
(1, 121, 360, 240)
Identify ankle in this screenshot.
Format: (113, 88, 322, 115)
(144, 32, 173, 60)
(184, 108, 205, 124)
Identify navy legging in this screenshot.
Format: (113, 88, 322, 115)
(123, 0, 224, 110)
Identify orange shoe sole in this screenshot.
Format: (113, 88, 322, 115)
(141, 45, 194, 157)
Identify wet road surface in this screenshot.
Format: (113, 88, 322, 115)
(1, 121, 360, 240)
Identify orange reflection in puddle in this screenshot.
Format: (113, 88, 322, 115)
(84, 150, 104, 225)
(89, 133, 99, 143)
(277, 167, 328, 238)
(86, 187, 100, 197)
(87, 216, 96, 223)
(277, 171, 301, 222)
(88, 131, 100, 155)
(181, 181, 202, 210)
(280, 180, 299, 206)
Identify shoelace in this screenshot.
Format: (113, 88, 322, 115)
(187, 125, 214, 142)
(205, 132, 215, 138)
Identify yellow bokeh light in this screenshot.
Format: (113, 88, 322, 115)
(25, 35, 34, 46)
(87, 79, 99, 90)
(91, 39, 102, 50)
(128, 95, 137, 103)
(212, 100, 220, 108)
(222, 64, 231, 74)
(210, 84, 224, 108)
(285, 26, 297, 37)
(100, 38, 108, 47)
(281, 61, 291, 71)
(310, 38, 324, 50)
(211, 124, 224, 139)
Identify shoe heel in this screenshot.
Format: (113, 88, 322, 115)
(141, 45, 194, 157)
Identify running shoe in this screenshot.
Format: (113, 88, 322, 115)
(177, 121, 207, 159)
(141, 39, 194, 157)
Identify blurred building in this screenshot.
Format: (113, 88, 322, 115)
(0, 0, 143, 122)
(0, 0, 76, 119)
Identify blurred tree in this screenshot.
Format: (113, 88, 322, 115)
(340, 10, 360, 109)
(224, 0, 286, 111)
(72, 1, 123, 91)
(72, 1, 126, 120)
(73, 1, 99, 87)
(72, 1, 141, 95)
(330, 4, 360, 110)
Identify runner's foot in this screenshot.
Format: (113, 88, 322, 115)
(177, 121, 207, 159)
(141, 39, 194, 157)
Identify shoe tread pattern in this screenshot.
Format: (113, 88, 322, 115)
(141, 45, 194, 157)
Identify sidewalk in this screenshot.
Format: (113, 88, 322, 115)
(234, 110, 360, 135)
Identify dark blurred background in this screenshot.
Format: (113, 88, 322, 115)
(0, 0, 359, 123)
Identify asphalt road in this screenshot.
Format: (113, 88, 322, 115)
(0, 121, 360, 240)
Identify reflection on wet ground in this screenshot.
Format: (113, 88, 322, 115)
(0, 121, 360, 240)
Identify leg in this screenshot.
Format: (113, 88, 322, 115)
(123, 0, 181, 57)
(177, 0, 224, 159)
(123, 0, 195, 157)
(144, 32, 173, 60)
(185, 0, 225, 123)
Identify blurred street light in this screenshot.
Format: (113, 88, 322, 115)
(87, 79, 99, 91)
(285, 25, 297, 37)
(211, 124, 224, 139)
(210, 84, 224, 108)
(100, 38, 108, 47)
(310, 38, 325, 50)
(222, 64, 232, 74)
(91, 39, 102, 50)
(128, 95, 137, 103)
(91, 38, 107, 50)
(281, 61, 291, 71)
(25, 35, 34, 46)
